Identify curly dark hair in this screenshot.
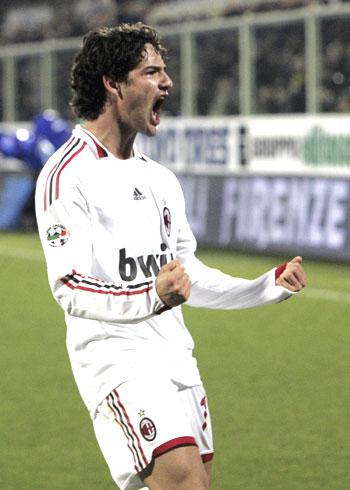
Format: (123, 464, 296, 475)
(70, 23, 167, 120)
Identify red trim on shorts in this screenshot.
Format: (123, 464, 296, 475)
(153, 436, 197, 459)
(202, 453, 214, 463)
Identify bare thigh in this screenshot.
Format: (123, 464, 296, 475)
(140, 445, 210, 490)
(204, 459, 213, 485)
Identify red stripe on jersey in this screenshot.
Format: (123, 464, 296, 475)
(66, 270, 153, 296)
(43, 162, 59, 211)
(43, 136, 76, 211)
(153, 437, 197, 459)
(72, 269, 122, 286)
(72, 270, 151, 292)
(112, 389, 148, 467)
(81, 128, 108, 158)
(63, 136, 75, 151)
(74, 271, 99, 281)
(55, 141, 87, 200)
(62, 277, 153, 297)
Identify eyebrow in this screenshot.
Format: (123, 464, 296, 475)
(142, 64, 167, 72)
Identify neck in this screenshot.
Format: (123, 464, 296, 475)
(83, 112, 136, 160)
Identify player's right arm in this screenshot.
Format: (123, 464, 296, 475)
(35, 168, 165, 324)
(155, 260, 191, 308)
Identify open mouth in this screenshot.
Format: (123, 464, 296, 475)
(151, 96, 166, 126)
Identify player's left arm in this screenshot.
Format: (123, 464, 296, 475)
(274, 256, 306, 292)
(172, 179, 306, 309)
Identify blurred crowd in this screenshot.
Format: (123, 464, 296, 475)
(0, 0, 349, 115)
(0, 0, 143, 45)
(0, 0, 347, 45)
(255, 23, 307, 113)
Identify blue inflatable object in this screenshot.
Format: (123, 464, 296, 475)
(0, 174, 34, 229)
(0, 132, 20, 158)
(33, 109, 72, 149)
(0, 110, 72, 170)
(0, 110, 73, 229)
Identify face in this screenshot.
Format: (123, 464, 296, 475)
(116, 44, 173, 137)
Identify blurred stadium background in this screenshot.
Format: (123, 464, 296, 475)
(1, 1, 350, 489)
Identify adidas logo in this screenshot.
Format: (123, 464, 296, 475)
(133, 187, 146, 200)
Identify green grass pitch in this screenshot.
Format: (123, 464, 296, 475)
(1, 232, 350, 489)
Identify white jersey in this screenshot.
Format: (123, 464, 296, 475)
(35, 125, 293, 417)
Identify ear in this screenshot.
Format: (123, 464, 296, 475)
(102, 75, 123, 99)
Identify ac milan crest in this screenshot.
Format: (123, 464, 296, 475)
(140, 417, 157, 442)
(163, 207, 171, 237)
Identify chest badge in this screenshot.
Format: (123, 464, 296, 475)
(163, 207, 171, 236)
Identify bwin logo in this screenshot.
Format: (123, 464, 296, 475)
(119, 244, 174, 281)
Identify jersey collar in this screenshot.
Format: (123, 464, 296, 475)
(74, 125, 146, 163)
(76, 126, 109, 159)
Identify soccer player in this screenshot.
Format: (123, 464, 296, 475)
(35, 23, 306, 490)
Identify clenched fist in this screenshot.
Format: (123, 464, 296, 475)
(156, 260, 191, 307)
(275, 256, 306, 292)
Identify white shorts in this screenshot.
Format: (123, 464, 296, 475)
(93, 378, 214, 490)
